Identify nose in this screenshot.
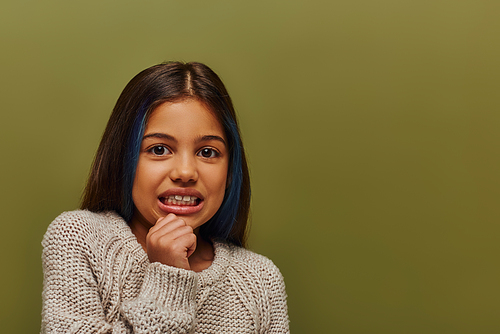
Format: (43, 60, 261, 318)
(169, 154, 198, 183)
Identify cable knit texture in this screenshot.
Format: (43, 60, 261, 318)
(41, 210, 289, 333)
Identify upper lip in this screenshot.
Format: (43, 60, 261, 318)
(158, 188, 204, 200)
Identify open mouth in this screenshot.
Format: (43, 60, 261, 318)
(159, 195, 201, 206)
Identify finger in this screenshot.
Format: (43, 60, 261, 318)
(149, 219, 188, 240)
(156, 213, 178, 226)
(152, 226, 194, 250)
(148, 213, 177, 234)
(151, 230, 196, 264)
(162, 225, 194, 241)
(174, 232, 197, 258)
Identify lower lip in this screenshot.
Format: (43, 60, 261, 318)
(157, 199, 204, 215)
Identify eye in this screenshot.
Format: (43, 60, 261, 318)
(148, 145, 171, 156)
(197, 148, 219, 158)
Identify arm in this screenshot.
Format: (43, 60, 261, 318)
(264, 262, 290, 333)
(121, 263, 197, 333)
(41, 213, 197, 334)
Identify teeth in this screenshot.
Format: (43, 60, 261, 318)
(163, 195, 199, 206)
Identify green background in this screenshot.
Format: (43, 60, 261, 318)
(1, 0, 499, 333)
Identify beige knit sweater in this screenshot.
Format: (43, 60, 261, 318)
(41, 210, 289, 334)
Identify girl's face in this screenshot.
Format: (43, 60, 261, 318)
(131, 99, 229, 231)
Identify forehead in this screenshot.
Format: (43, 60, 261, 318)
(146, 99, 225, 138)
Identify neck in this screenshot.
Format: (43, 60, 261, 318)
(189, 233, 215, 272)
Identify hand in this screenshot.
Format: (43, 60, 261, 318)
(145, 213, 197, 270)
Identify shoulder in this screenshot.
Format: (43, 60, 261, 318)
(215, 243, 290, 331)
(42, 210, 125, 250)
(218, 243, 286, 286)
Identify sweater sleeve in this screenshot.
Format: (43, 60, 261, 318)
(41, 213, 198, 334)
(263, 261, 290, 333)
(120, 263, 197, 333)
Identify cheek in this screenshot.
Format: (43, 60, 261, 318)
(131, 176, 146, 209)
(216, 166, 229, 200)
(132, 162, 159, 200)
(204, 164, 228, 200)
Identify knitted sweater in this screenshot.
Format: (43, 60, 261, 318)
(41, 210, 289, 334)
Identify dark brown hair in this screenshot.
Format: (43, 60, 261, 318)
(81, 62, 250, 247)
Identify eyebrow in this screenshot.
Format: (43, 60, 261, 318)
(142, 133, 226, 146)
(143, 133, 176, 142)
(199, 135, 226, 146)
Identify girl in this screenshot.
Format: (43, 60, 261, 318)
(41, 62, 289, 333)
